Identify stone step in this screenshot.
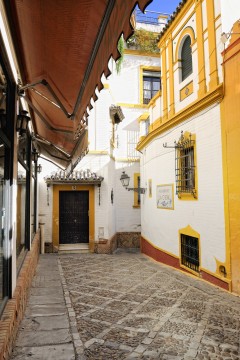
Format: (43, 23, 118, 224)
(58, 243, 90, 254)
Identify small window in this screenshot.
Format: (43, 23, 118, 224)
(181, 234, 199, 272)
(127, 130, 140, 159)
(181, 36, 192, 81)
(143, 70, 161, 104)
(175, 132, 196, 198)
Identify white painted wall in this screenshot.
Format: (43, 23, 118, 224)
(220, 0, 240, 34)
(141, 104, 226, 273)
(37, 46, 160, 243)
(109, 53, 160, 104)
(38, 159, 58, 244)
(115, 161, 141, 232)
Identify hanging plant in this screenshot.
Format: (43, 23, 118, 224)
(116, 35, 124, 74)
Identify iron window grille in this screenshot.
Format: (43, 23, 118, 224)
(181, 234, 199, 272)
(175, 132, 196, 198)
(143, 70, 161, 104)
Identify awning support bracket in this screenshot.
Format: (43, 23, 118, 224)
(19, 79, 72, 119)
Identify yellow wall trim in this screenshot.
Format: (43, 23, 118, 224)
(52, 185, 95, 252)
(219, 25, 240, 294)
(176, 131, 198, 200)
(179, 224, 201, 275)
(201, 266, 232, 286)
(158, 0, 195, 47)
(147, 90, 161, 108)
(139, 65, 161, 105)
(137, 84, 223, 151)
(148, 179, 152, 198)
(115, 158, 140, 163)
(142, 235, 231, 286)
(215, 257, 230, 280)
(174, 26, 196, 62)
(88, 150, 109, 155)
(138, 112, 149, 122)
(151, 117, 163, 131)
(116, 103, 148, 109)
(134, 173, 140, 207)
(180, 81, 194, 101)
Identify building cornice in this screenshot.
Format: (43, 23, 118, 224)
(137, 84, 223, 150)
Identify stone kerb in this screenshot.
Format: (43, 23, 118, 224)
(0, 231, 40, 360)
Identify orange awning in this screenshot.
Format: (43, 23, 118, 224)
(4, 0, 152, 169)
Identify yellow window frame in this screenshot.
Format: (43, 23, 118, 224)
(176, 131, 198, 200)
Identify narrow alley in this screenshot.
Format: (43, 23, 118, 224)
(10, 251, 240, 360)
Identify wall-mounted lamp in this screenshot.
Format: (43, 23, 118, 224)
(37, 164, 42, 173)
(221, 32, 240, 44)
(0, 109, 6, 130)
(16, 110, 30, 135)
(120, 171, 145, 194)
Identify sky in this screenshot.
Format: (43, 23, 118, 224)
(145, 0, 180, 16)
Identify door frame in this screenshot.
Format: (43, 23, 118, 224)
(52, 184, 95, 252)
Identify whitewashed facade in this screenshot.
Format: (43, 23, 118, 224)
(39, 24, 161, 250)
(137, 0, 240, 291)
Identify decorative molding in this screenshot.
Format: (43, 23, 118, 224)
(116, 103, 148, 109)
(137, 84, 223, 151)
(115, 158, 140, 163)
(180, 80, 193, 101)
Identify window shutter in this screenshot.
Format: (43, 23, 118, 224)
(181, 36, 192, 81)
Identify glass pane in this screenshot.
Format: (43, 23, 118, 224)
(152, 80, 160, 91)
(16, 161, 26, 268)
(31, 168, 35, 239)
(143, 80, 151, 90)
(0, 61, 7, 306)
(0, 141, 5, 304)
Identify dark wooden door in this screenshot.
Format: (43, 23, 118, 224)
(59, 191, 89, 244)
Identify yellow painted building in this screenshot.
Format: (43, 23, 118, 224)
(136, 0, 240, 293)
(221, 21, 240, 294)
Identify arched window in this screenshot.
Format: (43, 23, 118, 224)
(181, 36, 192, 81)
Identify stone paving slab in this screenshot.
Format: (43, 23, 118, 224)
(10, 252, 240, 360)
(19, 314, 69, 331)
(24, 303, 67, 317)
(59, 252, 240, 360)
(30, 286, 63, 296)
(10, 344, 75, 360)
(14, 328, 72, 347)
(10, 254, 75, 360)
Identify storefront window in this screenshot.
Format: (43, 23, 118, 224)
(16, 132, 30, 270)
(16, 161, 26, 268)
(31, 172, 35, 239)
(0, 61, 9, 313)
(0, 141, 5, 306)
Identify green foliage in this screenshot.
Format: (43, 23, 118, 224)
(127, 29, 159, 53)
(115, 30, 159, 74)
(116, 35, 124, 74)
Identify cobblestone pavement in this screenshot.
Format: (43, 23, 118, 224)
(58, 250, 240, 360)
